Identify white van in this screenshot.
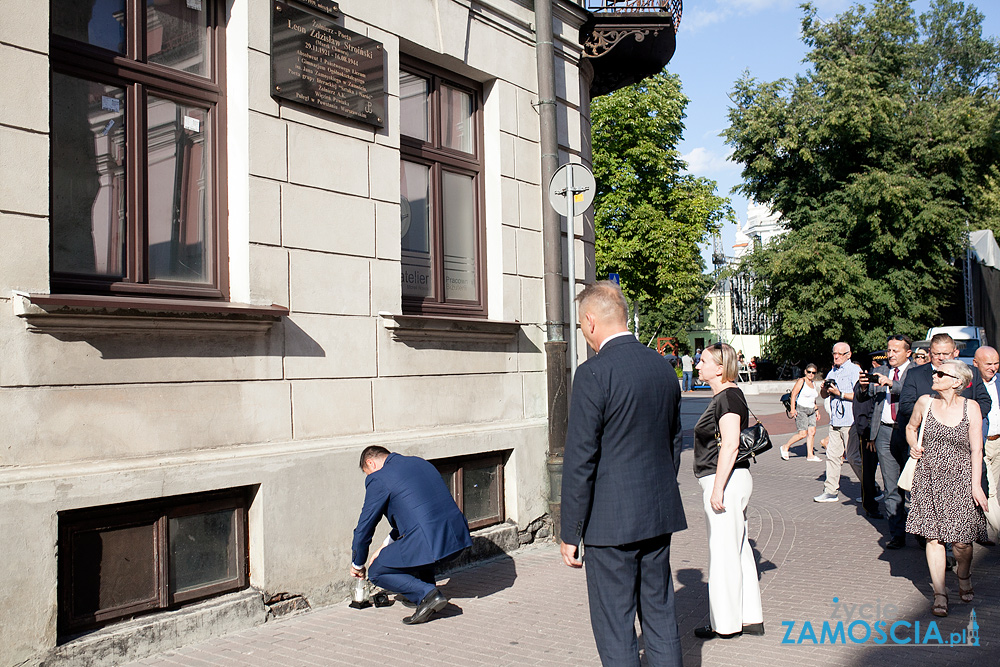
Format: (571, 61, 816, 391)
(926, 326, 988, 361)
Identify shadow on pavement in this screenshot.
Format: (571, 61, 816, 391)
(440, 552, 517, 600)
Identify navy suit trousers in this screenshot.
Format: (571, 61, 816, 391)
(584, 534, 682, 667)
(368, 560, 437, 604)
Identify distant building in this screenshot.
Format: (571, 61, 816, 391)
(688, 202, 783, 362)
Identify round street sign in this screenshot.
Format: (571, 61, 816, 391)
(548, 162, 596, 217)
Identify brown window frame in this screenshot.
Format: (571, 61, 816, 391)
(434, 452, 506, 530)
(49, 0, 229, 300)
(400, 57, 486, 317)
(58, 488, 250, 635)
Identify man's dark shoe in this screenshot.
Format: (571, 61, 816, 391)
(886, 536, 906, 550)
(742, 622, 765, 635)
(396, 595, 416, 608)
(402, 588, 448, 625)
(866, 511, 886, 520)
(694, 625, 741, 639)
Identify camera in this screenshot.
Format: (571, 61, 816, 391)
(823, 378, 837, 390)
(864, 372, 881, 383)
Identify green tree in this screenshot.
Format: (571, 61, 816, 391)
(725, 0, 1000, 362)
(592, 71, 732, 349)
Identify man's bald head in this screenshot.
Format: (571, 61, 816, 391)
(974, 345, 1000, 382)
(576, 281, 628, 327)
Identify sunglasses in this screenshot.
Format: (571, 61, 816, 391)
(914, 353, 927, 358)
(934, 370, 958, 380)
(806, 370, 816, 374)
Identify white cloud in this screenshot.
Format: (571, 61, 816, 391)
(682, 147, 739, 175)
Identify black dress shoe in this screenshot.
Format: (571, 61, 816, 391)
(402, 588, 449, 625)
(742, 622, 765, 636)
(886, 536, 906, 549)
(866, 511, 886, 520)
(396, 596, 416, 608)
(694, 625, 741, 639)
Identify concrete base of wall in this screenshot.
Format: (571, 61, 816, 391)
(40, 590, 268, 667)
(36, 521, 553, 667)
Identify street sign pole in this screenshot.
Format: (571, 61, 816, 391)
(548, 163, 595, 384)
(566, 163, 577, 382)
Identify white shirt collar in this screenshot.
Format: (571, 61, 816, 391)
(599, 330, 634, 351)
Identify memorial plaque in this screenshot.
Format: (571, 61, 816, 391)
(271, 2, 384, 127)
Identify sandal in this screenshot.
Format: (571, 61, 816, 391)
(958, 576, 974, 603)
(932, 591, 949, 617)
(780, 447, 789, 461)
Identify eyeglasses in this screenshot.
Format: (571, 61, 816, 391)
(832, 351, 848, 357)
(934, 370, 958, 380)
(806, 370, 816, 375)
(914, 353, 927, 359)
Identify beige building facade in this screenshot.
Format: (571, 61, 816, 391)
(0, 1, 602, 664)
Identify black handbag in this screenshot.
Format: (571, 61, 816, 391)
(717, 407, 773, 464)
(780, 392, 793, 417)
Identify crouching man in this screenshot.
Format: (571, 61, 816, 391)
(350, 446, 473, 624)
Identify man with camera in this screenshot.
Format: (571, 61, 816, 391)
(815, 342, 862, 503)
(855, 335, 912, 548)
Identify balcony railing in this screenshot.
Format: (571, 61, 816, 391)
(581, 0, 682, 96)
(585, 0, 682, 34)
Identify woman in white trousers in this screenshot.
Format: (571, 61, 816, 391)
(692, 342, 764, 639)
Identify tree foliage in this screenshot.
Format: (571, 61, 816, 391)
(725, 0, 1000, 362)
(592, 71, 732, 350)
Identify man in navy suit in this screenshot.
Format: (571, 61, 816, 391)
(856, 335, 913, 547)
(561, 281, 686, 667)
(350, 446, 472, 624)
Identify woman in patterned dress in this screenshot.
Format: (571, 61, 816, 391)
(905, 359, 989, 617)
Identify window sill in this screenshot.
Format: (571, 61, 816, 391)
(379, 312, 521, 343)
(15, 293, 288, 335)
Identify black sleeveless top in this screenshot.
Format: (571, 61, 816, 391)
(693, 387, 751, 478)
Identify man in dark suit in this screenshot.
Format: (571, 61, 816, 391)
(560, 281, 686, 667)
(852, 350, 886, 520)
(350, 446, 472, 624)
(856, 335, 913, 547)
(896, 332, 992, 548)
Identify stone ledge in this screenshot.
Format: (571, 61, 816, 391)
(15, 293, 287, 336)
(41, 589, 267, 667)
(379, 312, 522, 343)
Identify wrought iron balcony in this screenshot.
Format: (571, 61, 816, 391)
(582, 1, 682, 97)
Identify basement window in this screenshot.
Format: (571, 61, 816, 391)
(58, 488, 250, 635)
(434, 452, 507, 530)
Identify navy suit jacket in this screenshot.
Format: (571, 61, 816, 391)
(561, 335, 687, 547)
(351, 453, 472, 569)
(854, 363, 910, 441)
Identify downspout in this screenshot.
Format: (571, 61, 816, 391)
(534, 0, 567, 540)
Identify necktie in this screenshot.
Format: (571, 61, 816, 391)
(891, 368, 899, 421)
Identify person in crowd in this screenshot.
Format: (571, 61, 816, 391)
(781, 363, 822, 461)
(851, 351, 885, 519)
(856, 336, 913, 543)
(681, 351, 695, 392)
(691, 343, 764, 640)
(814, 343, 862, 503)
(913, 348, 930, 365)
(350, 446, 472, 624)
(560, 281, 686, 667)
(973, 346, 1000, 543)
(905, 360, 988, 617)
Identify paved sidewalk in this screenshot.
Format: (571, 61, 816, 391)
(128, 393, 999, 667)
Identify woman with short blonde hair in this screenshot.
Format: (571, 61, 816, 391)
(906, 358, 987, 617)
(701, 342, 739, 384)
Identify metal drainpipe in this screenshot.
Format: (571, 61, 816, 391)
(534, 0, 567, 541)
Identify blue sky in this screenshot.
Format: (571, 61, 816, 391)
(664, 0, 1000, 265)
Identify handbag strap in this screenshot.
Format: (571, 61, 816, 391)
(916, 399, 932, 450)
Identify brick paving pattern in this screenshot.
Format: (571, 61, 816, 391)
(128, 390, 999, 666)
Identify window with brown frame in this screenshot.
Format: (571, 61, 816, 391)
(58, 488, 250, 635)
(399, 59, 485, 315)
(434, 452, 506, 530)
(49, 0, 227, 299)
